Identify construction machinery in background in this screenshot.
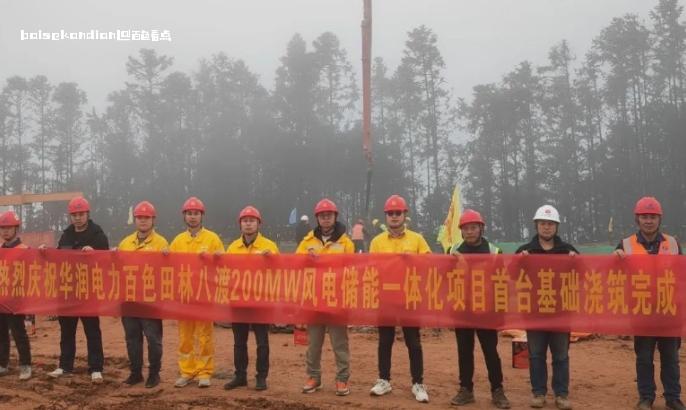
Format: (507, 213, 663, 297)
(361, 0, 373, 220)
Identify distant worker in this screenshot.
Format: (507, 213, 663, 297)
(351, 218, 367, 252)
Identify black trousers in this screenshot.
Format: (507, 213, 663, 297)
(0, 314, 31, 367)
(378, 326, 423, 384)
(232, 323, 269, 380)
(122, 317, 163, 375)
(455, 328, 504, 391)
(58, 316, 104, 373)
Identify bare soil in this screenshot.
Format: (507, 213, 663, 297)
(0, 317, 681, 409)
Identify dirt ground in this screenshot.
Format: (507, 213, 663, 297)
(0, 317, 682, 409)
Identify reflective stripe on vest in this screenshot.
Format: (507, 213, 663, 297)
(450, 241, 501, 255)
(622, 233, 679, 255)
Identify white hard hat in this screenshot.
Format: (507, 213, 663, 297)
(533, 205, 560, 223)
(301, 215, 309, 222)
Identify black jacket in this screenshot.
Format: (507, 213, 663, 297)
(515, 235, 578, 254)
(313, 221, 347, 244)
(58, 219, 110, 250)
(1, 237, 23, 248)
(449, 238, 502, 255)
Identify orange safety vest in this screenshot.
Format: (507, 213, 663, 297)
(351, 224, 365, 241)
(622, 233, 679, 255)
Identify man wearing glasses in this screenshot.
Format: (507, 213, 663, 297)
(369, 194, 432, 403)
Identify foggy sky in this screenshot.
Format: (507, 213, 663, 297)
(1, 0, 651, 111)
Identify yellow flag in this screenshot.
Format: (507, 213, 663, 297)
(438, 184, 463, 252)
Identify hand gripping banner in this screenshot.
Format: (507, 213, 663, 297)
(0, 248, 684, 337)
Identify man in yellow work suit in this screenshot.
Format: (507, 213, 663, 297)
(296, 198, 354, 396)
(369, 194, 432, 404)
(117, 201, 168, 388)
(224, 206, 279, 392)
(170, 196, 224, 388)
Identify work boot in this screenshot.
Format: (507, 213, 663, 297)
(667, 400, 686, 410)
(492, 387, 511, 409)
(255, 377, 267, 391)
(145, 373, 160, 388)
(123, 372, 143, 385)
(531, 395, 546, 408)
(450, 387, 475, 405)
(223, 377, 247, 390)
(555, 395, 572, 410)
(635, 399, 653, 410)
(198, 378, 211, 388)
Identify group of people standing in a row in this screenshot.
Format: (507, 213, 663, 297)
(0, 194, 681, 410)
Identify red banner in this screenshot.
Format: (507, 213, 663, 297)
(0, 249, 684, 337)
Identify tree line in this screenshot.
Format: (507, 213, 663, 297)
(459, 0, 686, 242)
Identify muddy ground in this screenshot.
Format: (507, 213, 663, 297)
(0, 317, 681, 409)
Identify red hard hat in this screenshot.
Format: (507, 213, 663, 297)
(0, 211, 20, 227)
(68, 196, 90, 214)
(314, 198, 338, 215)
(384, 194, 409, 213)
(459, 209, 485, 228)
(133, 201, 156, 218)
(634, 196, 663, 216)
(238, 206, 262, 223)
(182, 196, 205, 213)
